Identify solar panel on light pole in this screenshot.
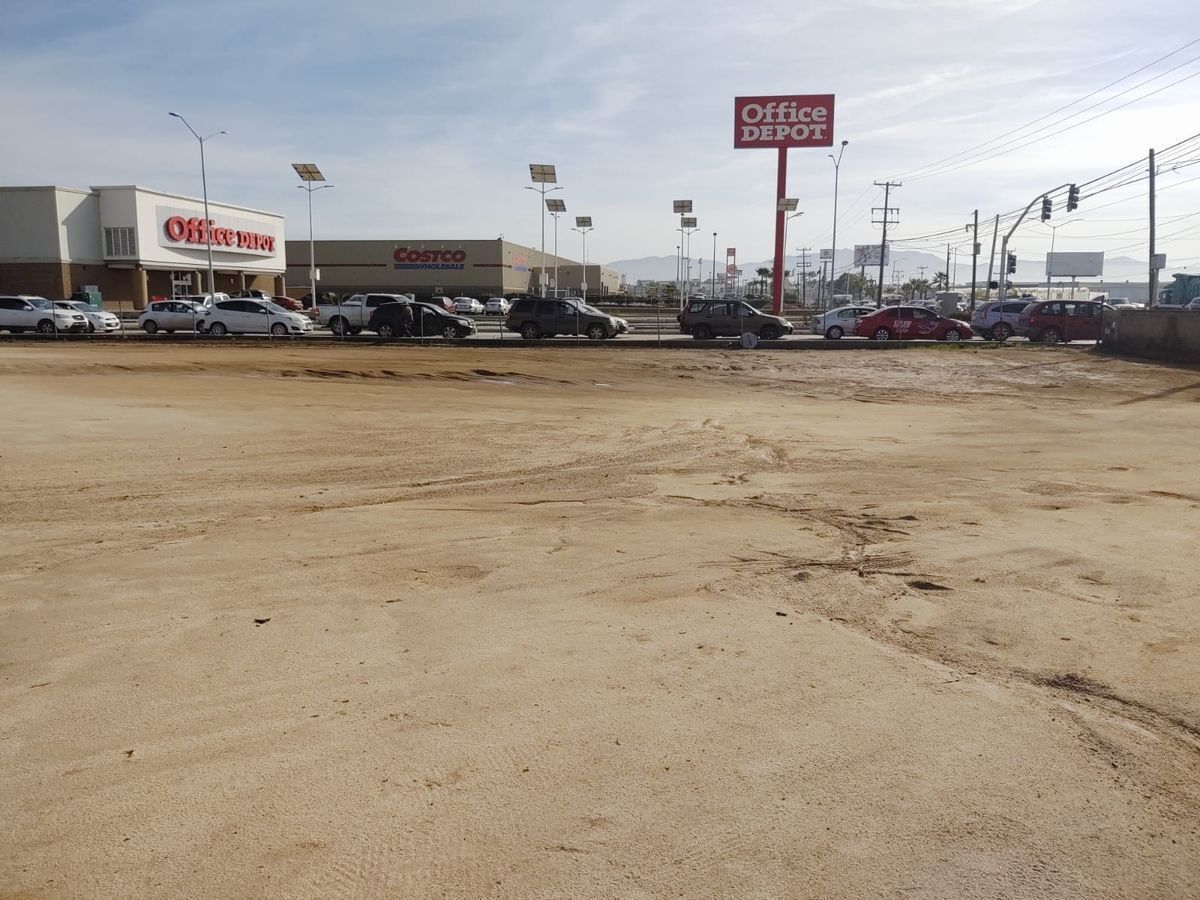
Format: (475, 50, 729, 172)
(546, 198, 566, 297)
(545, 199, 566, 212)
(571, 218, 595, 303)
(292, 163, 332, 319)
(292, 163, 325, 182)
(673, 200, 692, 213)
(526, 165, 561, 297)
(777, 197, 799, 212)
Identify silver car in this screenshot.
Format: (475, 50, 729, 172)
(811, 305, 875, 339)
(55, 300, 121, 333)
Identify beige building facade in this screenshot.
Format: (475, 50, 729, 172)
(0, 185, 286, 307)
(286, 238, 621, 299)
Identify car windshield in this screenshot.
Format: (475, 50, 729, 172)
(28, 298, 53, 310)
(582, 304, 605, 316)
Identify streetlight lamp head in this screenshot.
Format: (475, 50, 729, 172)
(168, 112, 180, 118)
(841, 139, 849, 146)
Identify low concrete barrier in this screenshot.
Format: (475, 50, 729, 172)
(1102, 309, 1200, 365)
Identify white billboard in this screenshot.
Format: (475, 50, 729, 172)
(854, 243, 889, 267)
(1046, 251, 1104, 278)
(819, 248, 833, 260)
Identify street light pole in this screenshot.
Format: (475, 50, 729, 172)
(169, 113, 226, 299)
(828, 139, 848, 301)
(572, 218, 594, 303)
(527, 165, 561, 298)
(293, 165, 333, 309)
(711, 232, 717, 298)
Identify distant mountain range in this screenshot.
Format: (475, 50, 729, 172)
(605, 251, 1152, 285)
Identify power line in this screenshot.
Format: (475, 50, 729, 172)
(893, 37, 1200, 180)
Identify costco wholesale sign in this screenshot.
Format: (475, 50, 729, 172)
(393, 248, 467, 271)
(733, 95, 835, 148)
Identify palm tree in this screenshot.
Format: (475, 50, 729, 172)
(933, 271, 949, 291)
(755, 267, 771, 297)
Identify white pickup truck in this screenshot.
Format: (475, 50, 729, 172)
(317, 294, 413, 335)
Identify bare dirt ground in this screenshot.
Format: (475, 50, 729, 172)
(1, 343, 1198, 899)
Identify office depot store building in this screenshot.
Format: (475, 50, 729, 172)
(0, 185, 286, 307)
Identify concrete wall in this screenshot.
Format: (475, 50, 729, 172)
(1102, 309, 1200, 364)
(0, 187, 68, 261)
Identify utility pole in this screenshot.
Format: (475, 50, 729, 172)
(798, 248, 810, 306)
(1148, 148, 1158, 309)
(873, 181, 901, 306)
(985, 214, 999, 303)
(970, 209, 979, 313)
(945, 243, 951, 290)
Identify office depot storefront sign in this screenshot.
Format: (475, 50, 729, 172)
(733, 95, 835, 148)
(156, 205, 278, 257)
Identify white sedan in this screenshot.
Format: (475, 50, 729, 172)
(201, 299, 314, 335)
(138, 299, 209, 333)
(811, 305, 876, 339)
(485, 297, 511, 315)
(55, 300, 122, 333)
(453, 297, 484, 315)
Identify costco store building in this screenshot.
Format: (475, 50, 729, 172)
(0, 185, 286, 308)
(286, 239, 620, 299)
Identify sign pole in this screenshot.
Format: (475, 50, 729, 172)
(772, 148, 787, 314)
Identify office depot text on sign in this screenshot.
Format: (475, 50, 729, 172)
(733, 95, 835, 148)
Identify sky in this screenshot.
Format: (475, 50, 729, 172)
(5, 0, 1200, 278)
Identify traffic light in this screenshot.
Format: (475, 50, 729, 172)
(1067, 183, 1080, 212)
(1040, 196, 1052, 222)
(1006, 252, 1017, 274)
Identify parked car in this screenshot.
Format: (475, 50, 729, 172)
(1015, 300, 1103, 344)
(0, 294, 88, 333)
(1109, 303, 1142, 311)
(317, 293, 414, 335)
(505, 297, 624, 340)
(677, 298, 794, 340)
(201, 299, 314, 336)
(368, 301, 476, 339)
(430, 295, 456, 313)
(969, 299, 1033, 341)
(1186, 298, 1200, 311)
(853, 306, 973, 341)
(182, 293, 231, 308)
(54, 300, 121, 333)
(485, 297, 511, 316)
(452, 296, 484, 315)
(810, 305, 876, 339)
(271, 295, 303, 311)
(138, 299, 209, 333)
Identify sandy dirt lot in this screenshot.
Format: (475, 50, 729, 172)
(1, 343, 1198, 898)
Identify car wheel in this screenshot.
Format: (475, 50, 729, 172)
(142, 320, 158, 334)
(587, 323, 607, 341)
(270, 322, 289, 336)
(329, 316, 348, 336)
(208, 321, 228, 336)
(377, 322, 395, 338)
(442, 325, 458, 339)
(692, 324, 712, 340)
(872, 327, 892, 341)
(759, 325, 781, 340)
(942, 328, 963, 342)
(37, 319, 56, 334)
(87, 322, 96, 333)
(521, 322, 541, 340)
(825, 325, 844, 339)
(1039, 327, 1062, 344)
(992, 323, 1012, 342)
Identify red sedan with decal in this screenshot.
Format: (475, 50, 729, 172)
(853, 306, 974, 341)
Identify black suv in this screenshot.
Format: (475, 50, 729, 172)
(677, 299, 794, 340)
(504, 298, 620, 341)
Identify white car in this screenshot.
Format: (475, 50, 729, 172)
(453, 296, 484, 315)
(202, 299, 314, 335)
(811, 305, 876, 339)
(485, 297, 510, 316)
(138, 299, 209, 333)
(0, 294, 87, 333)
(1186, 298, 1200, 311)
(55, 300, 121, 333)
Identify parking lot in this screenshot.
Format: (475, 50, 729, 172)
(2, 343, 1197, 897)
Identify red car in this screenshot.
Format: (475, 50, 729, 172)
(1015, 300, 1103, 344)
(853, 306, 974, 341)
(271, 295, 303, 312)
